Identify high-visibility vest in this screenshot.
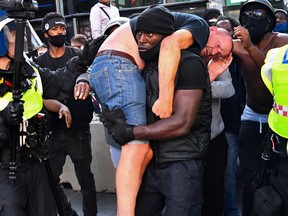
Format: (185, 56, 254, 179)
(261, 44, 288, 139)
(0, 64, 43, 121)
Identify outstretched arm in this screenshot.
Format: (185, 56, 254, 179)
(154, 29, 194, 119)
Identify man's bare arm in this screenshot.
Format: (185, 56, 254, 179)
(153, 29, 194, 119)
(135, 89, 202, 140)
(233, 26, 265, 68)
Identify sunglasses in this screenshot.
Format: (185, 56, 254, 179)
(241, 10, 266, 23)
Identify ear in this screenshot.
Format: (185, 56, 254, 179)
(210, 26, 218, 33)
(44, 32, 49, 39)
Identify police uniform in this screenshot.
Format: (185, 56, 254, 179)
(261, 44, 288, 215)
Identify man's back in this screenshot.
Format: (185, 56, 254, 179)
(98, 22, 145, 69)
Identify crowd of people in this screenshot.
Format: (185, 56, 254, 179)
(0, 0, 288, 216)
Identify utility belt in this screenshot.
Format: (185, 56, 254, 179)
(0, 113, 48, 170)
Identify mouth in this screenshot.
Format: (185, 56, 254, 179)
(138, 45, 148, 52)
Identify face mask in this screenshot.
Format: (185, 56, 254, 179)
(274, 23, 288, 33)
(47, 34, 66, 47)
(244, 17, 269, 44)
(139, 38, 163, 61)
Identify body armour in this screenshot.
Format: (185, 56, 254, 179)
(0, 61, 44, 168)
(262, 44, 288, 139)
(143, 50, 212, 163)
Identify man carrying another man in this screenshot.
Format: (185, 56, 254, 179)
(92, 5, 233, 216)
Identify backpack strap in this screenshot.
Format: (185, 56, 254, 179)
(99, 7, 110, 20)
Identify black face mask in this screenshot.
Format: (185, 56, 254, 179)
(244, 17, 269, 44)
(48, 34, 66, 47)
(139, 38, 163, 62)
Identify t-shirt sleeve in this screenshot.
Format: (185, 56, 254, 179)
(176, 57, 209, 90)
(172, 12, 209, 52)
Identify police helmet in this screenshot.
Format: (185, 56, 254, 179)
(0, 10, 42, 57)
(239, 0, 276, 31)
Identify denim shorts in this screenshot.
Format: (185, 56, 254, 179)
(90, 54, 148, 144)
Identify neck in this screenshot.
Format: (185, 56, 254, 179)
(0, 56, 11, 70)
(49, 44, 66, 58)
(100, 1, 109, 6)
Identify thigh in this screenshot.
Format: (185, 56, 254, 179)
(239, 121, 269, 172)
(67, 128, 92, 161)
(0, 171, 27, 216)
(90, 56, 146, 126)
(161, 160, 204, 216)
(136, 162, 165, 216)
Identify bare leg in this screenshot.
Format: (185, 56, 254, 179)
(116, 143, 152, 216)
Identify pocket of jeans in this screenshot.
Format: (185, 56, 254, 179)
(89, 66, 110, 104)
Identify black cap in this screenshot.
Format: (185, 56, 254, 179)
(203, 8, 221, 22)
(136, 5, 174, 35)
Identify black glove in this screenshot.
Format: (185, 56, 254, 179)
(0, 117, 9, 141)
(79, 35, 107, 67)
(100, 108, 135, 145)
(1, 101, 24, 125)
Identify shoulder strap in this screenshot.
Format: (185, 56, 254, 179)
(100, 7, 110, 20)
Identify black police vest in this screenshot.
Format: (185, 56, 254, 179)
(143, 50, 212, 163)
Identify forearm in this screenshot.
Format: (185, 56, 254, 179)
(134, 90, 202, 140)
(158, 30, 194, 102)
(246, 45, 265, 69)
(43, 99, 63, 112)
(211, 69, 235, 99)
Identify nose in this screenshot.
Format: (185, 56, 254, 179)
(138, 34, 147, 44)
(57, 27, 65, 35)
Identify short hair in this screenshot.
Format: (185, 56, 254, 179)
(216, 15, 240, 29)
(71, 34, 87, 45)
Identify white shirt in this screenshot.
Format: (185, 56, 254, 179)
(90, 2, 120, 39)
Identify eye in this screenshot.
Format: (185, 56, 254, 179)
(254, 10, 265, 18)
(146, 33, 153, 37)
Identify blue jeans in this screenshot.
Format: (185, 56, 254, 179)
(109, 145, 121, 169)
(223, 131, 240, 216)
(90, 55, 146, 127)
(47, 126, 97, 216)
(136, 159, 204, 216)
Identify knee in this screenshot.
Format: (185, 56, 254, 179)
(122, 143, 151, 156)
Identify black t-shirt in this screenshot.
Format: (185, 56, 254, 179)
(176, 56, 208, 90)
(36, 46, 81, 71)
(130, 12, 209, 54)
(36, 46, 94, 130)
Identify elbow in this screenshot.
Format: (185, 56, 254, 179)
(161, 35, 180, 52)
(176, 121, 192, 136)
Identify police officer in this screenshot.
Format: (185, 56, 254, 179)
(0, 12, 105, 215)
(261, 44, 288, 216)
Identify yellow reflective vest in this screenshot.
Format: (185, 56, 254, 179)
(0, 64, 43, 121)
(261, 44, 288, 139)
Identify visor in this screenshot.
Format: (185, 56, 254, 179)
(1, 18, 42, 55)
(24, 21, 43, 53)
